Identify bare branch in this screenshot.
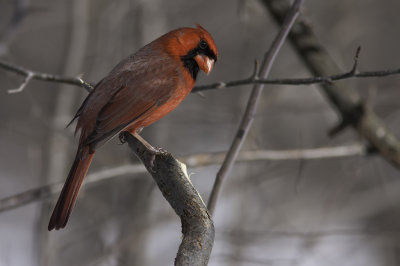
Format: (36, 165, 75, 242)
(0, 164, 146, 213)
(261, 0, 400, 168)
(0, 143, 366, 213)
(8, 71, 33, 93)
(185, 143, 366, 167)
(350, 46, 361, 74)
(207, 0, 304, 215)
(122, 132, 214, 266)
(3, 54, 400, 95)
(0, 60, 93, 93)
(192, 46, 400, 92)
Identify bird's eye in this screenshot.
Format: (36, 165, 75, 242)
(199, 40, 208, 49)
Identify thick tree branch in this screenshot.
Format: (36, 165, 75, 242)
(260, 0, 400, 168)
(207, 0, 304, 215)
(122, 132, 214, 266)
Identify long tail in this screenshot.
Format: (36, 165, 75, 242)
(48, 146, 94, 230)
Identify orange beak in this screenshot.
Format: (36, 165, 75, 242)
(194, 54, 214, 75)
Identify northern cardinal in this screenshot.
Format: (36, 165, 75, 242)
(48, 25, 218, 230)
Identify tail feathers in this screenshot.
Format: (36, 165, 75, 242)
(48, 146, 94, 231)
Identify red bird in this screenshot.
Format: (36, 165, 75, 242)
(48, 25, 218, 230)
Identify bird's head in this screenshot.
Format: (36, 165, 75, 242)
(162, 24, 218, 80)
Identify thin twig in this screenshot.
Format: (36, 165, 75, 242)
(0, 60, 93, 93)
(8, 71, 33, 93)
(206, 0, 304, 215)
(3, 53, 400, 94)
(0, 143, 366, 213)
(192, 47, 400, 92)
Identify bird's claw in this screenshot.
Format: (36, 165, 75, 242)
(148, 153, 157, 173)
(147, 146, 168, 173)
(118, 132, 126, 144)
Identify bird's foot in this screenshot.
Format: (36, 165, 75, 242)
(146, 146, 168, 173)
(118, 132, 127, 144)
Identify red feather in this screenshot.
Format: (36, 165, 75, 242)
(48, 25, 218, 230)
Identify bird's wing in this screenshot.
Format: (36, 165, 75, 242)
(83, 61, 180, 148)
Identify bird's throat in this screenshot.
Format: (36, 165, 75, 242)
(181, 57, 199, 80)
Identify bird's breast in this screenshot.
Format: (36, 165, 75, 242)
(139, 81, 193, 127)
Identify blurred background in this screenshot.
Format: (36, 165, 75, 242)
(1, 0, 400, 265)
